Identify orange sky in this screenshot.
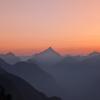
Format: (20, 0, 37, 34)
(0, 0, 100, 55)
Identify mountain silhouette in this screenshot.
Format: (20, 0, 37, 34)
(1, 50, 100, 100)
(88, 51, 100, 56)
(0, 62, 61, 100)
(0, 52, 20, 65)
(0, 59, 62, 97)
(49, 53, 100, 100)
(29, 47, 62, 71)
(37, 47, 61, 56)
(19, 55, 32, 61)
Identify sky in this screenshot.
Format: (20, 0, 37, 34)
(0, 0, 100, 55)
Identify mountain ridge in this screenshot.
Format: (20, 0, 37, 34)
(35, 47, 61, 57)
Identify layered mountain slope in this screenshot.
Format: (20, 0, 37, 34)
(0, 52, 20, 64)
(29, 47, 62, 70)
(0, 58, 62, 97)
(50, 54, 100, 100)
(0, 64, 61, 100)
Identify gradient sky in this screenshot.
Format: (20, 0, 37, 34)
(0, 0, 100, 55)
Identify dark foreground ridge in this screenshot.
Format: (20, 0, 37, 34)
(0, 63, 61, 100)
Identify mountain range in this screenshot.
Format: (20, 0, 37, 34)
(0, 61, 61, 100)
(0, 58, 62, 97)
(0, 48, 100, 100)
(0, 52, 20, 64)
(49, 52, 100, 100)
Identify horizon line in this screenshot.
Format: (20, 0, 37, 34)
(0, 47, 100, 56)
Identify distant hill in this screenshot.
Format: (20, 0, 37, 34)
(19, 55, 32, 61)
(49, 53, 100, 100)
(88, 51, 100, 56)
(0, 58, 62, 97)
(0, 63, 61, 100)
(0, 52, 20, 64)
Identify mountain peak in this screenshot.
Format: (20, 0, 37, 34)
(46, 47, 56, 52)
(41, 47, 61, 57)
(47, 47, 53, 50)
(6, 52, 15, 56)
(34, 47, 62, 59)
(32, 47, 62, 67)
(89, 51, 100, 56)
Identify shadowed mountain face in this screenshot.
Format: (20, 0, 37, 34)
(0, 50, 100, 100)
(49, 52, 100, 100)
(0, 52, 20, 65)
(28, 47, 62, 70)
(0, 59, 62, 97)
(0, 63, 61, 100)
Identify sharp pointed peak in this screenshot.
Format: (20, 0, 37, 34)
(46, 47, 55, 51)
(45, 47, 59, 53)
(48, 47, 53, 49)
(35, 47, 61, 57)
